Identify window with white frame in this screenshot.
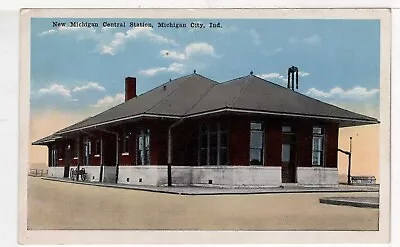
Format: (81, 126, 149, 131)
(198, 122, 228, 166)
(137, 129, 150, 165)
(250, 122, 265, 166)
(312, 127, 325, 166)
(51, 145, 57, 167)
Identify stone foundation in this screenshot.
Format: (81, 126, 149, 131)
(47, 167, 64, 178)
(296, 167, 338, 186)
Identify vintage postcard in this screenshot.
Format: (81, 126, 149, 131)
(19, 8, 390, 244)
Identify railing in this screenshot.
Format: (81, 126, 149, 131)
(28, 169, 48, 177)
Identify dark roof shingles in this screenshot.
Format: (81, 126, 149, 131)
(55, 73, 378, 135)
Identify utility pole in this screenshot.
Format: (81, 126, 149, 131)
(347, 137, 352, 185)
(338, 136, 353, 185)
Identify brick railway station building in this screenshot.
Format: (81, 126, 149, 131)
(33, 71, 378, 187)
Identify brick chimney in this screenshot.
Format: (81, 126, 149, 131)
(125, 77, 136, 101)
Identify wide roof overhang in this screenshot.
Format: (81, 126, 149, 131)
(53, 107, 378, 136)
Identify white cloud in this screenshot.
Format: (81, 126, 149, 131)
(37, 29, 57, 36)
(306, 86, 380, 100)
(249, 29, 261, 45)
(72, 82, 106, 92)
(256, 70, 311, 86)
(303, 34, 322, 45)
(263, 48, 283, 56)
(289, 34, 321, 45)
(160, 50, 186, 60)
(37, 84, 71, 98)
(298, 71, 311, 77)
(35, 81, 107, 101)
(161, 42, 217, 61)
(167, 63, 186, 73)
(91, 93, 125, 109)
(38, 26, 96, 37)
(257, 73, 284, 80)
(100, 45, 115, 55)
(329, 101, 379, 119)
(101, 27, 177, 55)
(185, 42, 215, 57)
(138, 63, 186, 77)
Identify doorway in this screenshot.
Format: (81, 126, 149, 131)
(281, 130, 297, 183)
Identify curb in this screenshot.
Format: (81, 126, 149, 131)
(319, 197, 379, 208)
(40, 177, 379, 196)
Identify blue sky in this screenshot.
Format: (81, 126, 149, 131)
(30, 18, 380, 119)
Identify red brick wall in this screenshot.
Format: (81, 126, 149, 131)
(229, 116, 250, 166)
(47, 117, 340, 169)
(151, 121, 169, 165)
(265, 119, 282, 166)
(56, 141, 65, 167)
(297, 121, 313, 167)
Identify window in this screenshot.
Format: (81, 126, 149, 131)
(282, 126, 292, 133)
(198, 122, 229, 166)
(83, 138, 91, 166)
(137, 129, 150, 165)
(51, 145, 57, 167)
(312, 127, 324, 166)
(250, 122, 265, 166)
(122, 126, 131, 154)
(199, 125, 208, 165)
(281, 144, 291, 162)
(219, 123, 228, 166)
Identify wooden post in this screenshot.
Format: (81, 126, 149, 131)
(167, 163, 172, 187)
(347, 137, 353, 185)
(99, 138, 104, 182)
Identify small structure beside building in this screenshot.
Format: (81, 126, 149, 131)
(351, 176, 377, 185)
(32, 71, 378, 187)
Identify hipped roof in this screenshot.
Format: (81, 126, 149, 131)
(33, 72, 379, 144)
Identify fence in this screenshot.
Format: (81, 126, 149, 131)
(28, 168, 48, 177)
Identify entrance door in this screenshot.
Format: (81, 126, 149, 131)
(281, 134, 297, 183)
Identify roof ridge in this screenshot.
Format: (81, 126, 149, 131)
(183, 79, 218, 115)
(220, 75, 247, 84)
(194, 73, 220, 85)
(228, 75, 253, 108)
(145, 74, 194, 114)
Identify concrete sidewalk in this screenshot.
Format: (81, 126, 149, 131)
(42, 177, 379, 195)
(319, 197, 379, 208)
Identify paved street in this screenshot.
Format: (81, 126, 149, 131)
(27, 177, 379, 230)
